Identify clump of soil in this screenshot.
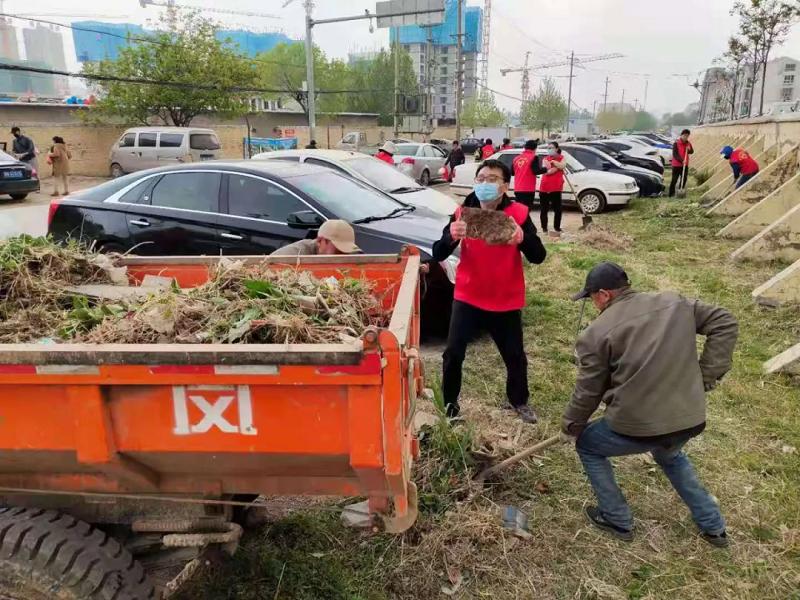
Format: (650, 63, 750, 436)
(461, 207, 517, 245)
(577, 225, 633, 252)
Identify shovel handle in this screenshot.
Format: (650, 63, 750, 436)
(475, 434, 562, 482)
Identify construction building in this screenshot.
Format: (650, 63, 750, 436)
(390, 0, 483, 124)
(22, 23, 69, 96)
(0, 17, 19, 60)
(0, 20, 63, 98)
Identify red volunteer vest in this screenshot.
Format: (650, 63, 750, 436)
(481, 144, 495, 159)
(512, 149, 537, 193)
(454, 201, 529, 312)
(671, 139, 692, 168)
(731, 147, 759, 175)
(539, 154, 565, 193)
(375, 151, 394, 165)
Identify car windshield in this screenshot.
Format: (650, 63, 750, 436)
(345, 157, 421, 192)
(562, 151, 586, 172)
(394, 144, 419, 156)
(73, 172, 147, 201)
(190, 133, 220, 150)
(288, 171, 404, 222)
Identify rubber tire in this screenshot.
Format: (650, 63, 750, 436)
(9, 193, 28, 201)
(419, 169, 431, 186)
(577, 190, 607, 215)
(0, 506, 156, 600)
(110, 164, 125, 178)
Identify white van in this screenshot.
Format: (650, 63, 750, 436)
(109, 127, 222, 177)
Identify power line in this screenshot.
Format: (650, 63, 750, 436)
(467, 77, 524, 102)
(492, 7, 569, 61)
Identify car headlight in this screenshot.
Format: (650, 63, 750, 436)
(441, 255, 459, 284)
(625, 182, 636, 190)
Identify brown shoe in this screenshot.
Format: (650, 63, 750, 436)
(513, 404, 538, 424)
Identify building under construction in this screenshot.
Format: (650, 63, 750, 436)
(390, 0, 483, 123)
(0, 19, 65, 98)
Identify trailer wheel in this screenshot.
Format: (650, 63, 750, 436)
(0, 507, 156, 600)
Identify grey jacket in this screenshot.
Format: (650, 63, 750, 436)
(270, 239, 317, 256)
(563, 289, 738, 437)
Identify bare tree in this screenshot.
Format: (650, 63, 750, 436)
(722, 37, 749, 119)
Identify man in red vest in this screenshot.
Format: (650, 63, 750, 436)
(721, 145, 760, 188)
(512, 139, 547, 210)
(481, 138, 496, 160)
(432, 159, 547, 423)
(669, 129, 694, 197)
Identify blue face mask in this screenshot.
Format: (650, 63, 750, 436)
(473, 182, 501, 203)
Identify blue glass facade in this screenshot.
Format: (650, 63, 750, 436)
(389, 0, 482, 53)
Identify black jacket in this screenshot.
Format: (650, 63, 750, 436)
(432, 193, 547, 264)
(12, 135, 35, 162)
(446, 147, 466, 169)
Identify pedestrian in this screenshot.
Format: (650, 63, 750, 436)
(375, 141, 397, 165)
(47, 136, 71, 197)
(511, 139, 547, 211)
(501, 138, 513, 150)
(10, 126, 38, 173)
(305, 139, 318, 149)
(271, 220, 361, 256)
(563, 261, 738, 547)
(445, 140, 465, 182)
(538, 142, 566, 237)
(432, 159, 546, 424)
(480, 138, 495, 160)
(721, 145, 759, 189)
(668, 128, 693, 197)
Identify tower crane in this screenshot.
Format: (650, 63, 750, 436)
(479, 0, 491, 89)
(138, 0, 281, 20)
(498, 51, 531, 101)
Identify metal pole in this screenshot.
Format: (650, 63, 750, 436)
(603, 77, 609, 111)
(565, 50, 574, 132)
(620, 88, 625, 112)
(455, 0, 463, 141)
(643, 79, 648, 112)
(304, 4, 316, 142)
(394, 30, 400, 136)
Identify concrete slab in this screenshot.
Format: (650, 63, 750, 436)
(707, 145, 799, 217)
(719, 172, 800, 239)
(764, 342, 800, 376)
(753, 258, 800, 306)
(731, 202, 800, 263)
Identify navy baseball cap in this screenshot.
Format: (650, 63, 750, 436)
(571, 262, 631, 301)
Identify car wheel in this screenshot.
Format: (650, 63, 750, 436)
(9, 193, 27, 200)
(419, 169, 431, 186)
(110, 163, 124, 178)
(578, 190, 607, 214)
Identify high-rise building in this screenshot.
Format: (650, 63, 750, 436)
(390, 0, 483, 123)
(0, 17, 19, 60)
(23, 24, 68, 95)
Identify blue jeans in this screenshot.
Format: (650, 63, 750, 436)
(575, 419, 725, 534)
(735, 171, 757, 188)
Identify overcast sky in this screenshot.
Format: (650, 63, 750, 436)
(6, 0, 800, 117)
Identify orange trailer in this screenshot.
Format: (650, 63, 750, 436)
(0, 249, 422, 599)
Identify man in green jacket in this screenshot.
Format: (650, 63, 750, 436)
(563, 262, 738, 547)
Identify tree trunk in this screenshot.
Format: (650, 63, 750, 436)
(748, 60, 759, 117)
(758, 58, 768, 116)
(730, 68, 739, 120)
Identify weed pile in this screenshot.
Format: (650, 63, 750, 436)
(461, 207, 517, 245)
(577, 224, 633, 252)
(79, 260, 387, 345)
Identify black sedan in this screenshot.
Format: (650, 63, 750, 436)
(458, 137, 483, 155)
(0, 150, 39, 200)
(582, 141, 665, 175)
(561, 143, 664, 197)
(48, 161, 459, 332)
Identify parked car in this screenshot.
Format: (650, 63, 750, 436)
(620, 135, 672, 163)
(582, 141, 664, 174)
(0, 149, 39, 200)
(251, 149, 458, 216)
(458, 137, 483, 155)
(47, 161, 459, 332)
(429, 138, 453, 154)
(449, 148, 638, 214)
(109, 127, 221, 178)
(607, 137, 665, 167)
(510, 137, 527, 148)
(561, 143, 664, 197)
(391, 143, 448, 186)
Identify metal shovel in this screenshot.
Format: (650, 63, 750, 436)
(563, 172, 593, 230)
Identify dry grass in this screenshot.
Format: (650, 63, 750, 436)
(577, 224, 634, 252)
(461, 207, 517, 245)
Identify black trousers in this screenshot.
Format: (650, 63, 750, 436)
(515, 191, 536, 211)
(539, 191, 562, 232)
(442, 300, 529, 412)
(668, 166, 686, 197)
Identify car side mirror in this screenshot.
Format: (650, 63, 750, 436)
(287, 210, 324, 229)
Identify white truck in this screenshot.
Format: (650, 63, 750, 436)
(336, 131, 413, 154)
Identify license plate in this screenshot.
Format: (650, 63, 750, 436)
(199, 154, 213, 161)
(2, 170, 23, 179)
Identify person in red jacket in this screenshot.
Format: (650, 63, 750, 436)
(481, 138, 495, 160)
(721, 145, 760, 188)
(669, 129, 694, 197)
(432, 159, 547, 424)
(501, 137, 513, 150)
(512, 139, 547, 210)
(539, 142, 566, 236)
(375, 141, 397, 165)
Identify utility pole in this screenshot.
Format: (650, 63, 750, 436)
(393, 29, 400, 136)
(301, 0, 315, 142)
(620, 88, 625, 112)
(602, 77, 610, 112)
(565, 50, 575, 132)
(455, 0, 463, 141)
(643, 79, 649, 112)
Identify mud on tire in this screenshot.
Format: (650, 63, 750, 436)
(0, 506, 156, 600)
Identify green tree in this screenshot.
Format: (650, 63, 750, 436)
(632, 110, 657, 130)
(520, 79, 567, 137)
(462, 92, 505, 128)
(83, 9, 258, 126)
(596, 109, 632, 132)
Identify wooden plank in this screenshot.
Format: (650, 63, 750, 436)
(119, 254, 403, 267)
(387, 255, 421, 347)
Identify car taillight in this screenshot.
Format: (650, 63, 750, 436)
(30, 168, 37, 179)
(402, 157, 416, 165)
(47, 199, 61, 228)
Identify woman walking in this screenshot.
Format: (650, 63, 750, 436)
(48, 136, 71, 196)
(539, 142, 566, 237)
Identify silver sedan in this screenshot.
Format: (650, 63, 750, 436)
(391, 143, 448, 186)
